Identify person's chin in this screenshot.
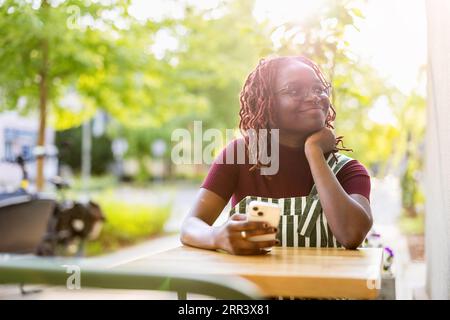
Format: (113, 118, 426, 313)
(280, 116, 325, 133)
(299, 118, 326, 133)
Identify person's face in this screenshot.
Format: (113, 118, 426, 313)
(273, 59, 331, 135)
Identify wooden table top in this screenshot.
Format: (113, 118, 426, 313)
(114, 246, 383, 299)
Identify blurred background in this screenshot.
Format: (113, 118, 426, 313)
(0, 0, 434, 299)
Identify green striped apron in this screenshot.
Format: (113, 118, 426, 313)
(229, 152, 354, 249)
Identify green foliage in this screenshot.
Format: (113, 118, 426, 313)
(401, 160, 424, 216)
(399, 213, 425, 235)
(393, 92, 426, 214)
(0, 0, 201, 133)
(86, 192, 172, 256)
(156, 0, 273, 130)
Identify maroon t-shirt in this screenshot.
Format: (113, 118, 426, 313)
(201, 139, 371, 207)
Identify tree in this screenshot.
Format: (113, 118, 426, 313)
(107, 0, 274, 179)
(266, 0, 424, 178)
(170, 1, 273, 130)
(0, 0, 169, 189)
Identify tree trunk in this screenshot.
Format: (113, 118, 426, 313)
(36, 39, 48, 191)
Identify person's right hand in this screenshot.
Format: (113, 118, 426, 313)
(213, 213, 279, 255)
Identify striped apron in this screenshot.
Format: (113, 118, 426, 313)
(229, 153, 354, 249)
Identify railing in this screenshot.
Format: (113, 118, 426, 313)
(0, 254, 263, 300)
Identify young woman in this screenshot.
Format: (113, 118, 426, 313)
(180, 55, 373, 255)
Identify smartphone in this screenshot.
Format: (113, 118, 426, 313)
(246, 200, 281, 242)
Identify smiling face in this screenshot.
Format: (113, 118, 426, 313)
(273, 58, 331, 135)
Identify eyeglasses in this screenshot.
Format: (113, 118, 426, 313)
(275, 83, 330, 100)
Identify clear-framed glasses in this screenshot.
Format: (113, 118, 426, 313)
(275, 83, 330, 100)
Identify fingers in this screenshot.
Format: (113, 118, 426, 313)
(229, 214, 276, 232)
(230, 213, 247, 221)
(227, 214, 279, 256)
(232, 236, 279, 250)
(232, 240, 279, 255)
(229, 220, 270, 231)
(243, 227, 278, 237)
(243, 239, 279, 250)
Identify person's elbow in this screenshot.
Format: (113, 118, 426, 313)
(179, 218, 191, 246)
(340, 233, 366, 250)
(341, 218, 373, 250)
(340, 237, 364, 250)
(179, 232, 188, 246)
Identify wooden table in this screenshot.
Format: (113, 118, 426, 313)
(113, 246, 383, 299)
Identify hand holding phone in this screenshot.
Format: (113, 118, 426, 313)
(246, 200, 281, 242)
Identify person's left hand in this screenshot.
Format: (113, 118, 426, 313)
(305, 127, 337, 155)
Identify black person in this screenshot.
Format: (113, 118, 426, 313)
(181, 56, 372, 254)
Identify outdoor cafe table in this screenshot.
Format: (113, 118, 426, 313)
(0, 245, 383, 299)
(112, 245, 383, 299)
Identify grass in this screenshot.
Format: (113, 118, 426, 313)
(84, 192, 172, 256)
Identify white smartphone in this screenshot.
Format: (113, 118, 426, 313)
(246, 200, 281, 242)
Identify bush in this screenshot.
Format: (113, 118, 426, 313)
(85, 194, 172, 256)
(55, 126, 114, 175)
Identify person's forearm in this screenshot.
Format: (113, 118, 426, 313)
(180, 217, 219, 250)
(305, 146, 372, 249)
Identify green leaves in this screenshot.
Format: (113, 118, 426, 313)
(0, 0, 425, 185)
(0, 0, 170, 126)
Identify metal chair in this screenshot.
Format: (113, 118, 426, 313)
(0, 198, 54, 253)
(0, 254, 263, 300)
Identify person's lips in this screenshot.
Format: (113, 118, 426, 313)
(295, 103, 324, 113)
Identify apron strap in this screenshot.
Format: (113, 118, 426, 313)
(298, 153, 354, 237)
(229, 196, 259, 216)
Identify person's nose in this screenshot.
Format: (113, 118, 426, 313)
(302, 88, 319, 104)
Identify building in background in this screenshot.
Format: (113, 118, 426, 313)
(0, 112, 57, 192)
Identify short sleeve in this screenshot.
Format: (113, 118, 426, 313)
(336, 159, 371, 203)
(200, 140, 240, 202)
